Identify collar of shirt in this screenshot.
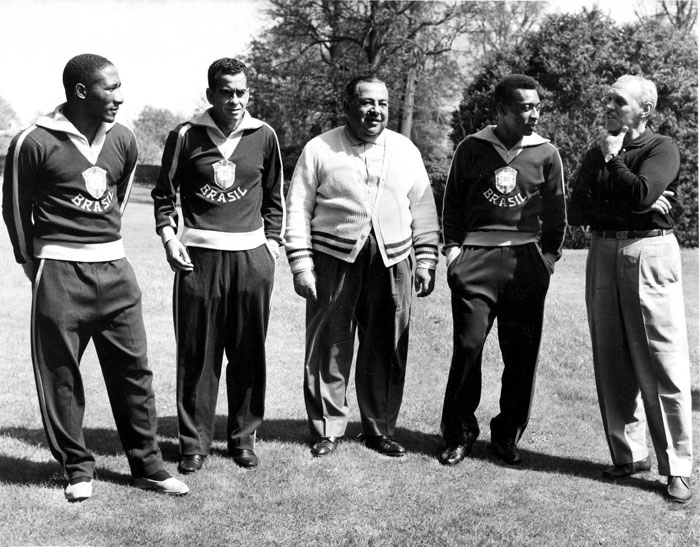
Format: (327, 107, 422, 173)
(472, 125, 549, 164)
(191, 110, 264, 138)
(35, 104, 115, 164)
(342, 124, 387, 149)
(189, 110, 264, 159)
(621, 127, 654, 150)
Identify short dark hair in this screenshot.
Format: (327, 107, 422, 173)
(207, 58, 249, 89)
(495, 74, 539, 107)
(343, 74, 385, 110)
(62, 53, 113, 98)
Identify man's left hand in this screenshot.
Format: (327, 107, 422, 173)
(543, 252, 556, 275)
(649, 190, 674, 215)
(415, 267, 435, 297)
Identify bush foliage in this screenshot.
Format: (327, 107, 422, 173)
(449, 9, 698, 247)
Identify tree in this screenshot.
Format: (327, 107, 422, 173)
(468, 1, 548, 57)
(132, 105, 183, 165)
(635, 0, 698, 33)
(246, 0, 489, 176)
(450, 8, 698, 247)
(0, 96, 20, 158)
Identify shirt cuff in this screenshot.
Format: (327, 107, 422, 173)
(160, 226, 177, 246)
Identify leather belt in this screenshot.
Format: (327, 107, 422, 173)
(592, 229, 673, 239)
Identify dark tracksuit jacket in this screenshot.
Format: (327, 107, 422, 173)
(440, 126, 566, 445)
(2, 105, 165, 480)
(152, 110, 285, 454)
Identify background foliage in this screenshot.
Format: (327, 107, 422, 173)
(132, 105, 185, 166)
(245, 2, 698, 247)
(0, 2, 695, 247)
(450, 9, 698, 247)
(245, 1, 547, 175)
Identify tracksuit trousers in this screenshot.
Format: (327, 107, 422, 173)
(175, 245, 274, 456)
(586, 233, 692, 477)
(31, 258, 165, 482)
(441, 244, 551, 446)
(303, 232, 413, 439)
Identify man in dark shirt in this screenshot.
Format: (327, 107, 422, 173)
(3, 53, 189, 501)
(152, 58, 284, 473)
(439, 74, 566, 467)
(569, 74, 692, 504)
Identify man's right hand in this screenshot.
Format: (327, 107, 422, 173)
(164, 239, 194, 272)
(293, 270, 317, 302)
(445, 246, 461, 268)
(21, 260, 37, 282)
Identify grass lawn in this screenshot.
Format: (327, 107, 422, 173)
(0, 185, 697, 546)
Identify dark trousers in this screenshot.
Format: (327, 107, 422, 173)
(441, 244, 550, 445)
(31, 258, 164, 481)
(303, 233, 412, 438)
(175, 245, 274, 455)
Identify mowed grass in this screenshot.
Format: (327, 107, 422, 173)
(0, 185, 697, 546)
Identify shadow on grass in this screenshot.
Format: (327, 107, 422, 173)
(0, 421, 665, 495)
(462, 440, 662, 494)
(0, 425, 172, 487)
(0, 454, 133, 488)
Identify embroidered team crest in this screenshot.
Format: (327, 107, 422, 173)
(213, 159, 236, 190)
(82, 166, 107, 199)
(494, 166, 517, 194)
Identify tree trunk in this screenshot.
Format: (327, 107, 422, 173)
(398, 67, 417, 138)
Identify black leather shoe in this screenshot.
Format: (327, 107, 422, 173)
(311, 437, 341, 457)
(439, 437, 476, 466)
(361, 435, 406, 457)
(492, 440, 521, 465)
(602, 456, 651, 479)
(666, 476, 692, 503)
(178, 454, 206, 474)
(232, 449, 258, 468)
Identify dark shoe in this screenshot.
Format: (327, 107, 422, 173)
(361, 434, 406, 457)
(666, 476, 692, 503)
(492, 440, 521, 465)
(439, 436, 476, 466)
(232, 449, 258, 468)
(602, 456, 651, 479)
(311, 436, 341, 457)
(178, 454, 206, 474)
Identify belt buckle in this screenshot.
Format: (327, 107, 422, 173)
(616, 231, 629, 239)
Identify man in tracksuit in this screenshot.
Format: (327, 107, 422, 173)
(439, 74, 566, 467)
(152, 58, 284, 473)
(2, 53, 189, 501)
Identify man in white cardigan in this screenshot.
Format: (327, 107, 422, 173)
(285, 75, 440, 458)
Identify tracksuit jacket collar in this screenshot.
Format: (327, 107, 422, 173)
(473, 125, 549, 149)
(472, 125, 549, 164)
(189, 109, 263, 138)
(36, 104, 116, 142)
(36, 104, 115, 164)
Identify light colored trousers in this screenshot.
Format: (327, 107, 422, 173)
(586, 233, 693, 477)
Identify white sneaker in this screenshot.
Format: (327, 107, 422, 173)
(64, 479, 93, 502)
(134, 475, 189, 496)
